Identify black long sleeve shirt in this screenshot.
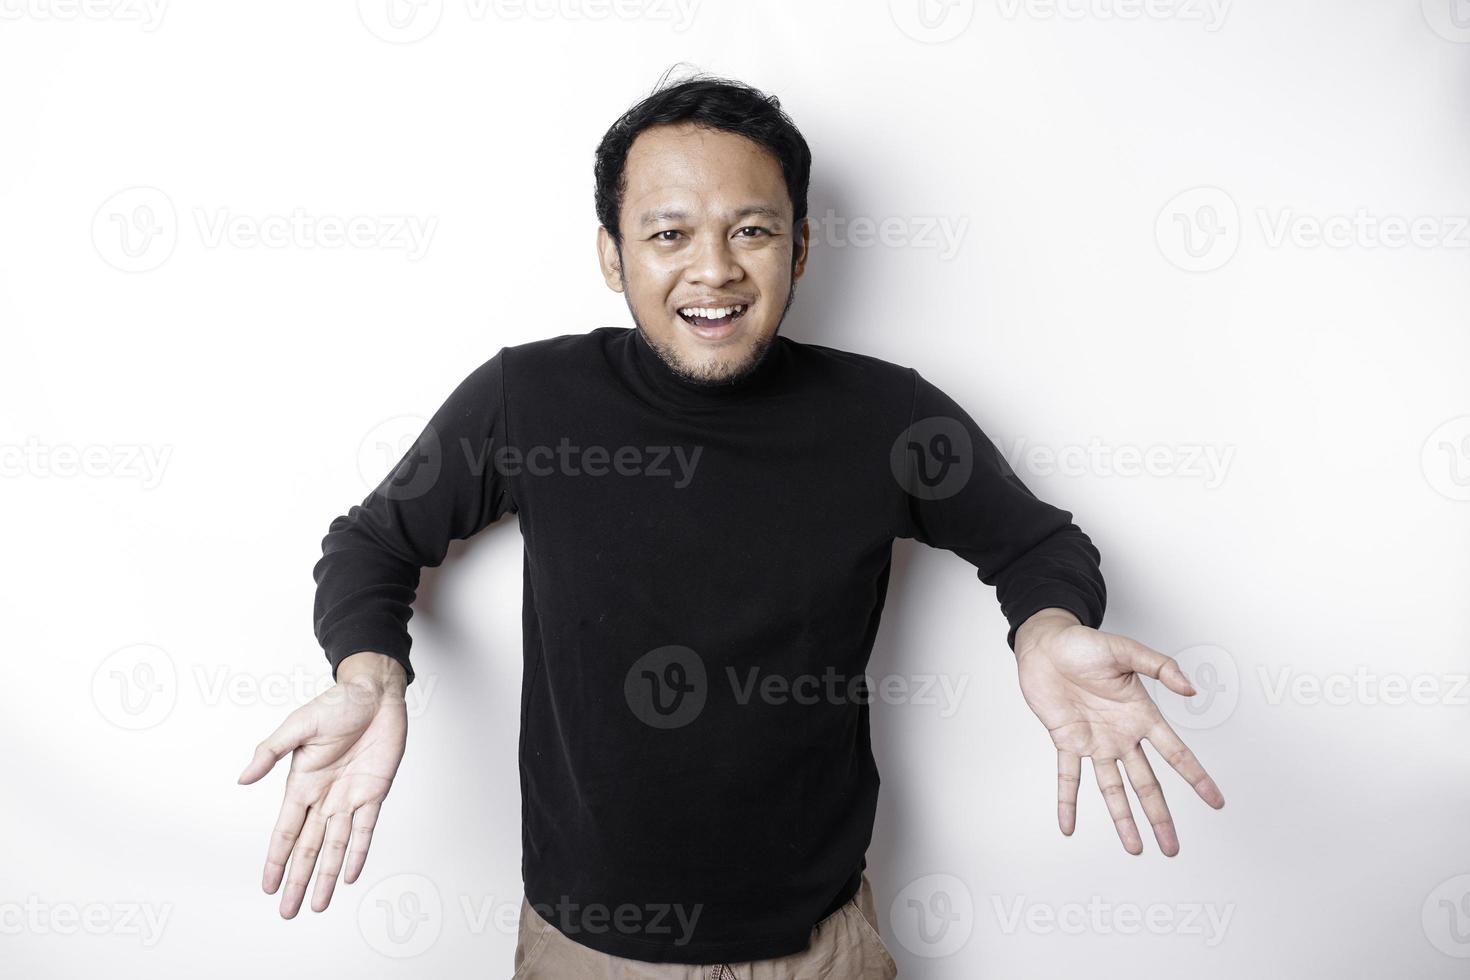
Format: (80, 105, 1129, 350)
(312, 326, 1106, 964)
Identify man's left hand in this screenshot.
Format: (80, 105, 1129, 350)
(1013, 608, 1226, 856)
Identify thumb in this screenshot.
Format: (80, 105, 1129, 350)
(237, 713, 307, 785)
(1114, 636, 1196, 697)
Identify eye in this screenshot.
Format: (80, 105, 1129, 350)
(652, 229, 683, 242)
(735, 226, 771, 238)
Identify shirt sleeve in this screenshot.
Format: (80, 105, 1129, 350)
(311, 350, 517, 686)
(895, 368, 1106, 649)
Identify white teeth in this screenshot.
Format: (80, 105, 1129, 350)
(679, 304, 746, 319)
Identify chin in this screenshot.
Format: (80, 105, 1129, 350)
(668, 335, 770, 385)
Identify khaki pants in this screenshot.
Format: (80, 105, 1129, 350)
(512, 872, 899, 979)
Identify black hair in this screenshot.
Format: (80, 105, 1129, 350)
(594, 66, 812, 262)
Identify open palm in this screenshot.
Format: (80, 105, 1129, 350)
(237, 680, 407, 916)
(1016, 622, 1225, 856)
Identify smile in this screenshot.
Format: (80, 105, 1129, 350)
(677, 303, 748, 326)
(676, 303, 749, 340)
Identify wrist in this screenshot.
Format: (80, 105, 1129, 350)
(1014, 607, 1082, 656)
(336, 651, 408, 697)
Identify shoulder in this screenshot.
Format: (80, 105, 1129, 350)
(500, 327, 619, 371)
(783, 337, 919, 396)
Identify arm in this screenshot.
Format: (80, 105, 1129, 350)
(313, 349, 517, 686)
(898, 370, 1223, 854)
(896, 367, 1106, 645)
(239, 350, 515, 917)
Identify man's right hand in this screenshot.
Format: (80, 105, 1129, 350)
(237, 652, 409, 918)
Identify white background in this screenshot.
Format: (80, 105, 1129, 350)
(3, 1, 1468, 977)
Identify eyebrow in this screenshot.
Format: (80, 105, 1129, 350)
(637, 205, 785, 228)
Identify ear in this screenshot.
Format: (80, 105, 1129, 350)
(792, 217, 811, 281)
(596, 225, 625, 292)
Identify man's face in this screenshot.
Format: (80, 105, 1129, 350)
(598, 122, 809, 384)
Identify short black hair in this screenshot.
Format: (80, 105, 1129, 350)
(594, 67, 812, 256)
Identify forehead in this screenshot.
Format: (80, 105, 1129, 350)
(621, 122, 791, 219)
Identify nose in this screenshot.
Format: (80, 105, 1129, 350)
(684, 231, 744, 288)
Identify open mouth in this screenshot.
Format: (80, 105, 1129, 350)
(677, 303, 749, 333)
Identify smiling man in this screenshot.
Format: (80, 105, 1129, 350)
(239, 71, 1225, 979)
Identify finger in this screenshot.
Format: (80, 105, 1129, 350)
(344, 801, 382, 885)
(280, 804, 328, 919)
(1122, 744, 1179, 856)
(310, 811, 352, 912)
(1146, 720, 1225, 809)
(1057, 750, 1081, 836)
(1114, 637, 1196, 698)
(1093, 757, 1143, 855)
(238, 713, 309, 785)
(263, 797, 308, 894)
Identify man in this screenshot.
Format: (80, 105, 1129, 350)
(238, 72, 1225, 978)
